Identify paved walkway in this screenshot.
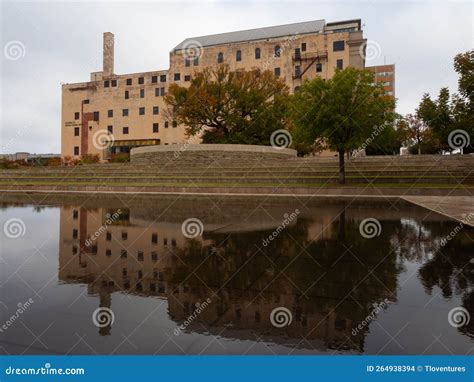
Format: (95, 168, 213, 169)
(401, 196, 474, 227)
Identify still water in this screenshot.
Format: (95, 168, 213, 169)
(0, 195, 472, 355)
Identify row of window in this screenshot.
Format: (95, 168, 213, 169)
(72, 228, 177, 246)
(104, 74, 167, 88)
(124, 87, 166, 99)
(73, 121, 176, 137)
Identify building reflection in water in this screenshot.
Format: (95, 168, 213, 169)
(58, 200, 473, 352)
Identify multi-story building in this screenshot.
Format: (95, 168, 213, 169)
(367, 64, 396, 98)
(61, 19, 367, 160)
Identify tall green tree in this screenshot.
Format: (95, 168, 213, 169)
(164, 65, 290, 144)
(291, 68, 395, 184)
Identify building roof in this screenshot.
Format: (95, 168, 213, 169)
(173, 19, 326, 51)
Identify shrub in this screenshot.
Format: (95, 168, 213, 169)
(47, 157, 61, 166)
(80, 154, 100, 164)
(110, 153, 130, 163)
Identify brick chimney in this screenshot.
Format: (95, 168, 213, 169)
(103, 32, 114, 77)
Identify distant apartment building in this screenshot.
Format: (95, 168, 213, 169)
(61, 19, 368, 160)
(367, 64, 395, 98)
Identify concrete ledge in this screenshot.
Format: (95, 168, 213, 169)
(131, 144, 297, 164)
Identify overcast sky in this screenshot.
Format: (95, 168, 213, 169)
(0, 0, 472, 154)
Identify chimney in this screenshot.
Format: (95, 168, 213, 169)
(103, 32, 114, 77)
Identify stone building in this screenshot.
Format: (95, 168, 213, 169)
(61, 19, 370, 160)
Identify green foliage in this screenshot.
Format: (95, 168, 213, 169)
(164, 64, 290, 145)
(80, 154, 100, 164)
(110, 153, 130, 163)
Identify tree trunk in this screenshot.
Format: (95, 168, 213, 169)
(338, 150, 346, 184)
(417, 144, 421, 155)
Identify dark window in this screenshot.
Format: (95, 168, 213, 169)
(106, 232, 112, 241)
(164, 121, 169, 128)
(274, 45, 281, 57)
(160, 87, 165, 96)
(185, 58, 190, 67)
(74, 146, 79, 155)
(72, 246, 78, 255)
(274, 67, 281, 76)
(138, 77, 144, 84)
(255, 48, 261, 59)
(74, 112, 80, 120)
(121, 250, 127, 258)
(153, 106, 159, 115)
(125, 90, 129, 99)
(152, 75, 158, 83)
(107, 125, 113, 133)
(106, 249, 112, 257)
(155, 88, 160, 97)
(126, 78, 132, 85)
(152, 233, 158, 244)
(336, 59, 343, 70)
(73, 210, 79, 219)
(316, 63, 322, 73)
(294, 86, 301, 92)
(153, 123, 159, 133)
(74, 127, 80, 136)
(193, 57, 199, 66)
(111, 79, 117, 87)
(174, 73, 180, 81)
(139, 107, 145, 115)
(108, 109, 113, 117)
(151, 252, 158, 262)
(138, 251, 144, 261)
(333, 40, 345, 52)
(83, 99, 90, 104)
(93, 111, 99, 121)
(104, 80, 110, 87)
(172, 121, 177, 128)
(122, 231, 128, 240)
(123, 126, 129, 134)
(184, 75, 191, 81)
(217, 52, 224, 63)
(164, 238, 168, 245)
(140, 89, 145, 98)
(160, 75, 167, 82)
(295, 65, 301, 77)
(301, 43, 307, 52)
(171, 239, 176, 247)
(122, 109, 128, 117)
(122, 268, 127, 276)
(72, 229, 78, 239)
(236, 50, 242, 61)
(295, 48, 301, 60)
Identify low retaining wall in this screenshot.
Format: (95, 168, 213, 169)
(130, 144, 297, 164)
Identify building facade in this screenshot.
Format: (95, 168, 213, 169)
(367, 64, 396, 98)
(61, 19, 369, 160)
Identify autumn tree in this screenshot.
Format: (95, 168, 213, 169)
(164, 65, 290, 144)
(290, 67, 395, 184)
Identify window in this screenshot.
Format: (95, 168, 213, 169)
(274, 67, 281, 76)
(316, 63, 322, 72)
(174, 73, 181, 81)
(255, 48, 261, 59)
(123, 126, 129, 134)
(73, 146, 79, 155)
(194, 57, 199, 66)
(140, 89, 145, 98)
(153, 123, 159, 133)
(152, 233, 158, 244)
(155, 88, 160, 97)
(126, 78, 132, 86)
(73, 210, 78, 219)
(236, 50, 242, 61)
(333, 40, 345, 52)
(107, 125, 113, 134)
(74, 112, 80, 120)
(104, 80, 110, 88)
(72, 229, 78, 239)
(93, 111, 99, 121)
(164, 121, 169, 128)
(106, 249, 112, 257)
(184, 75, 191, 81)
(153, 106, 159, 115)
(295, 65, 301, 77)
(151, 252, 158, 262)
(122, 268, 127, 276)
(106, 232, 112, 241)
(122, 231, 128, 240)
(160, 87, 165, 96)
(139, 107, 145, 115)
(138, 77, 144, 84)
(301, 43, 307, 52)
(121, 250, 127, 258)
(74, 127, 80, 136)
(336, 59, 343, 70)
(108, 109, 113, 117)
(138, 251, 144, 262)
(172, 121, 177, 128)
(185, 58, 190, 67)
(294, 48, 301, 60)
(122, 109, 129, 117)
(294, 86, 301, 92)
(83, 99, 89, 104)
(111, 79, 117, 87)
(160, 75, 167, 82)
(152, 75, 158, 83)
(72, 246, 78, 255)
(274, 45, 281, 57)
(217, 52, 224, 63)
(125, 90, 129, 99)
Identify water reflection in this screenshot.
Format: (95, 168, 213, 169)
(53, 198, 473, 353)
